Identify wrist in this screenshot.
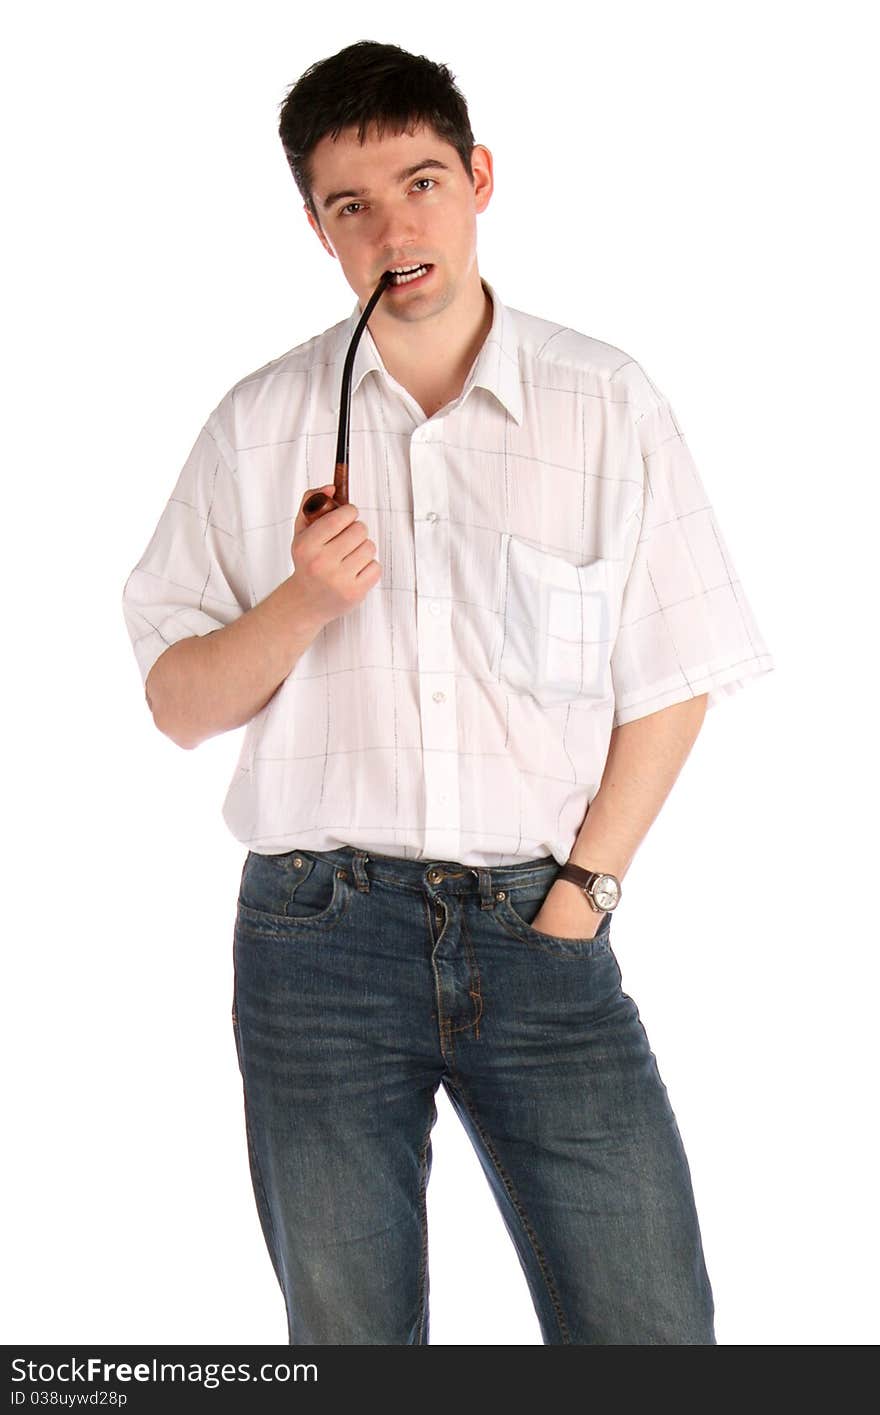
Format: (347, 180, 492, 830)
(546, 880, 606, 935)
(557, 861, 623, 915)
(556, 876, 603, 911)
(280, 573, 332, 639)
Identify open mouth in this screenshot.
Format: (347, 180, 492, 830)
(384, 263, 434, 286)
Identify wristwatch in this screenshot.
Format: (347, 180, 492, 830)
(555, 862, 622, 913)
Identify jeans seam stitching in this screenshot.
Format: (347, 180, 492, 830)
(445, 1075, 572, 1344)
(414, 1099, 435, 1345)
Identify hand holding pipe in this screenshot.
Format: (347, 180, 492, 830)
(302, 271, 394, 525)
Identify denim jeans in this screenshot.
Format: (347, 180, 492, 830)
(231, 845, 716, 1345)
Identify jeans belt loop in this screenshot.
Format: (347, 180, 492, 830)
(351, 849, 372, 892)
(477, 866, 494, 910)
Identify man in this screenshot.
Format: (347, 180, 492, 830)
(122, 41, 774, 1345)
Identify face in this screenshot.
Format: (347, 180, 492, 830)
(305, 120, 493, 325)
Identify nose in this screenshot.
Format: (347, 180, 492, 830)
(375, 212, 422, 262)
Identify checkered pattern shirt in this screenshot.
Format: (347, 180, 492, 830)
(121, 278, 775, 865)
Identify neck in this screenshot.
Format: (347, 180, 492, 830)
(367, 273, 493, 409)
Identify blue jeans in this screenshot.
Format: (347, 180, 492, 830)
(231, 846, 716, 1345)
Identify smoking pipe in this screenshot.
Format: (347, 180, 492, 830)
(302, 270, 394, 525)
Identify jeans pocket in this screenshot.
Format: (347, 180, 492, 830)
(236, 850, 349, 931)
(498, 533, 616, 707)
(495, 881, 613, 956)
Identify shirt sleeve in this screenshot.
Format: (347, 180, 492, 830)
(610, 391, 775, 727)
(121, 405, 254, 690)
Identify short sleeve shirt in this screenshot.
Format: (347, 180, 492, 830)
(121, 279, 775, 865)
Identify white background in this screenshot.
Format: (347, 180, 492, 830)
(3, 0, 877, 1346)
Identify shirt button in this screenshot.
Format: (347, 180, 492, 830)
(426, 511, 439, 523)
(429, 601, 442, 616)
(432, 690, 446, 703)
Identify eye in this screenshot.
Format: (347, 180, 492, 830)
(339, 177, 436, 217)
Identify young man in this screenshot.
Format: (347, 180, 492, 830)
(122, 41, 774, 1344)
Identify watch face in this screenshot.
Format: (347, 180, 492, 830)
(593, 874, 620, 909)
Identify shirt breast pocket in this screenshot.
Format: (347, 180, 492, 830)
(497, 533, 615, 707)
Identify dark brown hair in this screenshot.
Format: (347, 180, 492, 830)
(278, 40, 476, 232)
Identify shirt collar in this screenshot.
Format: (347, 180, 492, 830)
(327, 277, 523, 426)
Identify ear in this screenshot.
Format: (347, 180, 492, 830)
(470, 144, 494, 215)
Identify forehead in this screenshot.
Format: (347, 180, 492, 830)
(311, 119, 453, 182)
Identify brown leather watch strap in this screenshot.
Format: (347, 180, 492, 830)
(556, 862, 597, 891)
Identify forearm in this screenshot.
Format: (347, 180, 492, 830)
(146, 575, 327, 750)
(567, 695, 709, 882)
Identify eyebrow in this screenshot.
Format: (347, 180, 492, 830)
(321, 158, 453, 212)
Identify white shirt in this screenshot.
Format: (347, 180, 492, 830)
(122, 278, 775, 865)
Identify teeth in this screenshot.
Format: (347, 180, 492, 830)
(389, 264, 429, 285)
(390, 263, 426, 273)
